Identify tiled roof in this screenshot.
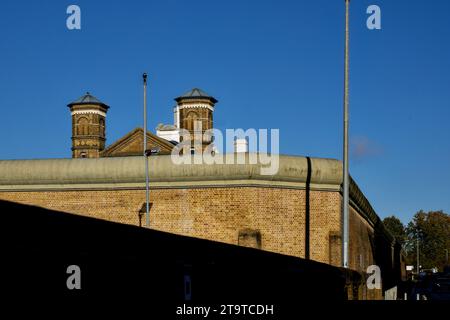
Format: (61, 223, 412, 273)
(175, 88, 217, 103)
(68, 92, 109, 108)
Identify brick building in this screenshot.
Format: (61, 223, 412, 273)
(0, 89, 403, 299)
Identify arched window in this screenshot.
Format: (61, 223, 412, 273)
(185, 111, 199, 132)
(77, 117, 89, 135)
(99, 118, 105, 137)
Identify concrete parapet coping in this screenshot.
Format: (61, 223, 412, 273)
(0, 153, 383, 229)
(0, 154, 342, 187)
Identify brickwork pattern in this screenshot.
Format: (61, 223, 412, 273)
(0, 187, 351, 266)
(0, 185, 385, 299)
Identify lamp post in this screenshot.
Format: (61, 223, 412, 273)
(416, 238, 420, 275)
(143, 73, 150, 227)
(342, 0, 350, 268)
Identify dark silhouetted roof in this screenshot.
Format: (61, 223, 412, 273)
(175, 88, 218, 103)
(68, 92, 109, 108)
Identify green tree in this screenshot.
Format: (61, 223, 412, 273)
(405, 210, 450, 271)
(382, 215, 406, 246)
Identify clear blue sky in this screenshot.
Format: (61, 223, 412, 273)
(0, 0, 449, 223)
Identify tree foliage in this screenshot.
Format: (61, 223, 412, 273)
(382, 215, 406, 246)
(405, 210, 450, 271)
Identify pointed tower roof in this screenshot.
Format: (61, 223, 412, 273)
(174, 88, 218, 103)
(68, 92, 109, 109)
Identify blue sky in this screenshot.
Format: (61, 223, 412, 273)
(0, 0, 449, 223)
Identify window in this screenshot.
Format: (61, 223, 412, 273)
(238, 229, 262, 249)
(76, 117, 89, 135)
(99, 118, 105, 137)
(185, 111, 198, 132)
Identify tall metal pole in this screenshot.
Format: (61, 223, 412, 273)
(416, 238, 420, 274)
(143, 73, 150, 227)
(342, 0, 350, 268)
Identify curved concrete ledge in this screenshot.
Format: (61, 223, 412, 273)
(0, 154, 343, 187)
(0, 153, 386, 230)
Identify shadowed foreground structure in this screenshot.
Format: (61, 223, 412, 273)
(2, 200, 362, 310)
(0, 154, 405, 299)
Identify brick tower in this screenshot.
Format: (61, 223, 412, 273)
(175, 88, 217, 153)
(67, 92, 109, 158)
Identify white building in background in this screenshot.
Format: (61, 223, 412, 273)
(156, 123, 180, 143)
(234, 138, 248, 153)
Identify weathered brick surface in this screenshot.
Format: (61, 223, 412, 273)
(349, 206, 375, 272)
(0, 186, 375, 272)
